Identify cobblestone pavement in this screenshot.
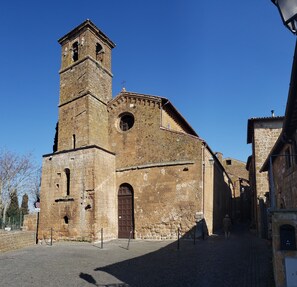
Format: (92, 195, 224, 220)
(0, 223, 274, 287)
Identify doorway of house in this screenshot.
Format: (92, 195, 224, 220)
(118, 183, 134, 238)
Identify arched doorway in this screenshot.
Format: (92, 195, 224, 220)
(118, 183, 134, 238)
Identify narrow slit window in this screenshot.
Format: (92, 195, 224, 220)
(72, 134, 76, 149)
(96, 43, 103, 61)
(72, 42, 78, 62)
(65, 168, 70, 196)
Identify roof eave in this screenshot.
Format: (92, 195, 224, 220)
(58, 19, 116, 48)
(109, 91, 198, 137)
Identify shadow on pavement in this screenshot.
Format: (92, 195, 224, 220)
(79, 272, 98, 285)
(91, 224, 274, 287)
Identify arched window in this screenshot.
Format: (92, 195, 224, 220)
(64, 216, 69, 224)
(96, 43, 104, 62)
(64, 168, 70, 196)
(72, 42, 79, 62)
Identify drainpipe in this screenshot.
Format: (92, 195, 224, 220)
(202, 143, 205, 216)
(269, 156, 276, 210)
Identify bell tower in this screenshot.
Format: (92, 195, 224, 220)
(39, 20, 117, 242)
(57, 19, 115, 151)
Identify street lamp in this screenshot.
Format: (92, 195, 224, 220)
(271, 0, 297, 34)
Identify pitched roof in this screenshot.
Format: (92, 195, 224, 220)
(109, 90, 198, 137)
(247, 116, 284, 144)
(58, 19, 116, 48)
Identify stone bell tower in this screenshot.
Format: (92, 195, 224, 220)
(57, 19, 115, 151)
(38, 20, 117, 242)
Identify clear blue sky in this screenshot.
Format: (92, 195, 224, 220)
(0, 0, 295, 165)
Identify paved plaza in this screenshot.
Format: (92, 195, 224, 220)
(0, 223, 274, 287)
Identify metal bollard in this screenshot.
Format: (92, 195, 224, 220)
(35, 212, 40, 244)
(50, 228, 53, 246)
(202, 220, 205, 240)
(127, 230, 133, 250)
(101, 228, 103, 249)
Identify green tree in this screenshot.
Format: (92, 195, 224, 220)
(0, 149, 37, 224)
(20, 193, 29, 215)
(53, 122, 59, 152)
(6, 191, 19, 224)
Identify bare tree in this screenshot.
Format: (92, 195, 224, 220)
(0, 149, 37, 225)
(31, 167, 42, 206)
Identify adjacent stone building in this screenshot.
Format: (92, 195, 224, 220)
(261, 44, 297, 287)
(38, 20, 233, 242)
(222, 157, 251, 222)
(246, 116, 284, 238)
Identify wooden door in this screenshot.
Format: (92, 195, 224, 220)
(118, 184, 134, 238)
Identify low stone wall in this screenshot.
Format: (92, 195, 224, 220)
(23, 213, 38, 231)
(0, 231, 36, 252)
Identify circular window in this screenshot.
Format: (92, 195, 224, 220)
(119, 113, 134, 131)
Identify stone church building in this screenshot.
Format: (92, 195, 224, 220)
(38, 20, 233, 242)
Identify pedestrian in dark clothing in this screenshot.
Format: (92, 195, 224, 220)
(223, 214, 232, 239)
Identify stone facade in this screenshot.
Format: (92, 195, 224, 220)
(247, 117, 283, 237)
(23, 213, 38, 232)
(0, 231, 35, 252)
(222, 157, 251, 222)
(260, 48, 297, 285)
(108, 93, 204, 238)
(39, 147, 116, 241)
(270, 211, 297, 287)
(38, 20, 233, 242)
(269, 143, 297, 210)
(57, 21, 114, 152)
(246, 155, 257, 227)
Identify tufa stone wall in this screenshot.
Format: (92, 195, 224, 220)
(253, 121, 282, 198)
(223, 158, 250, 221)
(59, 24, 113, 74)
(251, 119, 282, 237)
(202, 148, 233, 234)
(39, 147, 116, 242)
(203, 147, 215, 234)
(39, 20, 235, 242)
(58, 95, 110, 151)
(272, 143, 297, 209)
(108, 93, 202, 168)
(161, 109, 184, 133)
(212, 159, 233, 232)
(23, 213, 38, 232)
(59, 59, 112, 106)
(268, 135, 297, 287)
(0, 231, 35, 252)
(271, 211, 297, 287)
(247, 156, 257, 228)
(223, 158, 248, 184)
(58, 21, 114, 153)
(108, 92, 203, 239)
(116, 164, 201, 239)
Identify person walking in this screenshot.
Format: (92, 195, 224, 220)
(223, 214, 232, 239)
